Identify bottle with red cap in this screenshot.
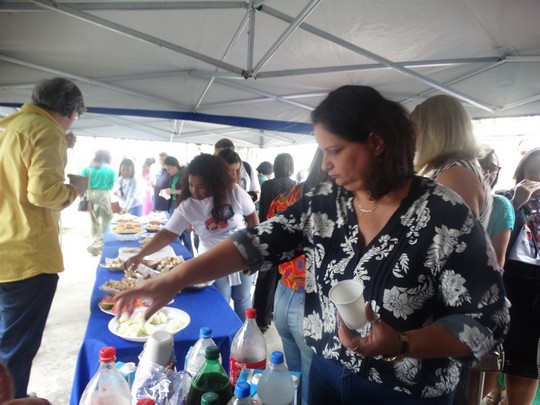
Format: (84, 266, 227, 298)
(229, 308, 267, 387)
(136, 400, 155, 405)
(79, 346, 132, 405)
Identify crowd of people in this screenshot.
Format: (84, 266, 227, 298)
(1, 77, 538, 404)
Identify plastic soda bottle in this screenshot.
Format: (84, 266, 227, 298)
(79, 346, 131, 405)
(185, 345, 233, 405)
(226, 381, 253, 405)
(201, 392, 220, 405)
(186, 327, 221, 377)
(229, 308, 267, 386)
(256, 351, 294, 405)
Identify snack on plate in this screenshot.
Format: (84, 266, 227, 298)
(124, 263, 157, 280)
(99, 295, 116, 311)
(111, 222, 142, 234)
(121, 247, 141, 254)
(103, 257, 124, 270)
(113, 214, 140, 223)
(145, 212, 167, 223)
(156, 256, 185, 273)
(141, 259, 158, 269)
(99, 295, 143, 313)
(100, 278, 139, 293)
(145, 223, 162, 232)
(114, 309, 187, 338)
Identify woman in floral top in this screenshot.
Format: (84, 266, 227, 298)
(115, 86, 509, 404)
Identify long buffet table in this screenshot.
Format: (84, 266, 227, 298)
(69, 223, 242, 404)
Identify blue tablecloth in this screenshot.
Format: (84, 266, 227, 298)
(69, 232, 242, 404)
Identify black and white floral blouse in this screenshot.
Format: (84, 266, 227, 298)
(232, 176, 510, 398)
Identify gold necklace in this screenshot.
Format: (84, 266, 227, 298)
(357, 199, 379, 216)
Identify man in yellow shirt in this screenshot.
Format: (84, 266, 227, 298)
(0, 77, 86, 398)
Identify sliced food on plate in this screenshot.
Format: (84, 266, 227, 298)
(156, 256, 185, 273)
(100, 277, 140, 293)
(109, 307, 190, 342)
(99, 295, 174, 316)
(111, 222, 143, 234)
(101, 257, 125, 271)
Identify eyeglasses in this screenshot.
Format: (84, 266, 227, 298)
(487, 164, 502, 174)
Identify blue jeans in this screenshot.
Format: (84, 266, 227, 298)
(128, 204, 143, 216)
(309, 355, 455, 405)
(0, 274, 58, 398)
(274, 281, 313, 405)
(213, 272, 256, 321)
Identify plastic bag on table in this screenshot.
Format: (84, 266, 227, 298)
(131, 358, 191, 405)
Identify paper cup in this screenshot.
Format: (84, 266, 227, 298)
(329, 279, 367, 330)
(142, 330, 174, 366)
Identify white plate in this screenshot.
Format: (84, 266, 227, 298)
(117, 245, 175, 261)
(101, 257, 126, 272)
(110, 214, 140, 224)
(108, 307, 190, 342)
(110, 231, 145, 241)
(99, 298, 175, 316)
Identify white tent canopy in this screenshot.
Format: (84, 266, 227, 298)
(1, 0, 539, 147)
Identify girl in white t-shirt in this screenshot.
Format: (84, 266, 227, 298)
(125, 154, 259, 321)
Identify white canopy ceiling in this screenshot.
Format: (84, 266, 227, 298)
(1, 0, 539, 147)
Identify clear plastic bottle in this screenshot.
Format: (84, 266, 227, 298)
(229, 308, 267, 386)
(256, 351, 294, 405)
(186, 327, 221, 377)
(79, 346, 131, 405)
(185, 346, 233, 405)
(226, 381, 253, 405)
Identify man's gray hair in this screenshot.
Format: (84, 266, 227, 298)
(31, 77, 86, 117)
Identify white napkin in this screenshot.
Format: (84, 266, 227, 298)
(158, 189, 171, 200)
(228, 271, 242, 286)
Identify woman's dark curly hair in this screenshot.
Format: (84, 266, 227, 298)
(311, 85, 415, 200)
(180, 154, 235, 213)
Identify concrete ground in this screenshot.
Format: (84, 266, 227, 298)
(27, 203, 282, 404)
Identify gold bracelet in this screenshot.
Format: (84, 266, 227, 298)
(381, 332, 409, 362)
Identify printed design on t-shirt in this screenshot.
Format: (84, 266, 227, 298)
(204, 204, 234, 232)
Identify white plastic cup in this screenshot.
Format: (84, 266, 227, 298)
(142, 330, 174, 367)
(329, 279, 368, 330)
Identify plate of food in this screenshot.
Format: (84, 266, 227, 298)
(144, 223, 162, 233)
(101, 257, 125, 272)
(183, 281, 214, 291)
(99, 277, 140, 293)
(111, 214, 140, 224)
(99, 295, 174, 316)
(108, 307, 190, 342)
(111, 223, 143, 234)
(155, 256, 185, 273)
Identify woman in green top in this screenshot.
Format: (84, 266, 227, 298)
(163, 156, 193, 255)
(81, 149, 116, 255)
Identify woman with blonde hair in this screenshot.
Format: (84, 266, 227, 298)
(412, 95, 495, 404)
(411, 94, 492, 228)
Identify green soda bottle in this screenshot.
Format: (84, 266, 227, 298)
(201, 392, 220, 405)
(185, 345, 233, 405)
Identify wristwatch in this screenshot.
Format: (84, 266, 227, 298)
(381, 332, 409, 362)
